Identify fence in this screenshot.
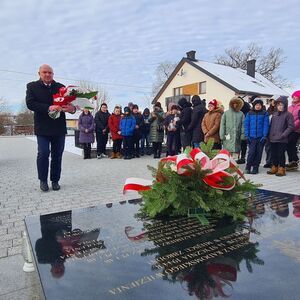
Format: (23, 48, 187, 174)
(0, 125, 34, 136)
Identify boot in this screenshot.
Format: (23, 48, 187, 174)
(40, 181, 49, 192)
(276, 167, 286, 176)
(267, 165, 278, 175)
(236, 158, 245, 164)
(110, 152, 117, 159)
(116, 152, 122, 159)
(251, 166, 259, 174)
(285, 161, 298, 171)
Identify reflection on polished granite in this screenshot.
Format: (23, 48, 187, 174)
(25, 189, 300, 300)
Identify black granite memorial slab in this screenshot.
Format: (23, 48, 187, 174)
(25, 189, 300, 300)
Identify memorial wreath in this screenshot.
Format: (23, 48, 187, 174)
(124, 139, 258, 224)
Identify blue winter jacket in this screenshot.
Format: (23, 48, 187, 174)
(120, 115, 136, 136)
(244, 110, 269, 138)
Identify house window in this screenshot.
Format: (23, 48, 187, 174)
(199, 81, 206, 94)
(174, 87, 183, 96)
(182, 83, 199, 95)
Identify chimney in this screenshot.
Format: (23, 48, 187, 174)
(247, 59, 256, 78)
(186, 50, 196, 61)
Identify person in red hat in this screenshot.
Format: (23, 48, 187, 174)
(201, 99, 223, 149)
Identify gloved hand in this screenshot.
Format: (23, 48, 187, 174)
(260, 137, 266, 143)
(247, 137, 252, 144)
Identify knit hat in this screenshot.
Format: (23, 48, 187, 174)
(178, 97, 188, 108)
(132, 104, 139, 110)
(252, 99, 264, 107)
(124, 106, 130, 113)
(143, 108, 150, 115)
(249, 95, 259, 103)
(292, 90, 300, 98)
(154, 102, 162, 108)
(208, 99, 218, 109)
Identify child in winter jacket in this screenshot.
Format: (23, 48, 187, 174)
(220, 97, 245, 158)
(286, 90, 300, 170)
(267, 96, 294, 176)
(108, 105, 123, 159)
(120, 106, 136, 159)
(140, 108, 151, 155)
(132, 104, 143, 158)
(94, 103, 110, 159)
(164, 105, 180, 156)
(78, 108, 95, 159)
(244, 99, 269, 174)
(149, 102, 165, 158)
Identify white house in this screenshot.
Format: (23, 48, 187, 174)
(153, 51, 289, 109)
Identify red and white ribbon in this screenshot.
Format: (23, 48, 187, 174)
(123, 177, 152, 194)
(123, 149, 245, 193)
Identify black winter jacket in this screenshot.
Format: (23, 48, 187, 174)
(241, 101, 251, 116)
(95, 111, 110, 133)
(177, 102, 192, 132)
(132, 112, 144, 134)
(188, 100, 207, 143)
(26, 80, 67, 136)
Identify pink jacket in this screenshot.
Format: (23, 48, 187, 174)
(288, 100, 300, 133)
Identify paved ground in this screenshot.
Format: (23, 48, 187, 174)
(0, 136, 299, 299)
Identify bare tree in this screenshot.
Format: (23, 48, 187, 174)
(152, 61, 177, 96)
(215, 43, 289, 87)
(0, 96, 9, 114)
(15, 101, 34, 126)
(0, 97, 14, 135)
(79, 81, 111, 113)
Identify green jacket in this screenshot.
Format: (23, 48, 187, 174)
(149, 109, 165, 143)
(220, 108, 245, 153)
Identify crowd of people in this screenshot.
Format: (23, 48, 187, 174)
(26, 64, 300, 192)
(78, 92, 300, 177)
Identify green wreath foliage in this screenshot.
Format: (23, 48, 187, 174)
(140, 139, 259, 222)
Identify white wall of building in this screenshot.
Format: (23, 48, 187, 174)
(157, 62, 236, 109)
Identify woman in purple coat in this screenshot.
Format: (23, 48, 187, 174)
(78, 108, 95, 159)
(267, 96, 294, 176)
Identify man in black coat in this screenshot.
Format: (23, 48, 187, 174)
(176, 97, 193, 150)
(188, 95, 207, 148)
(26, 64, 76, 192)
(94, 103, 110, 158)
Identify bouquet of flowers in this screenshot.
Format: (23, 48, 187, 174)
(124, 139, 258, 224)
(49, 86, 98, 119)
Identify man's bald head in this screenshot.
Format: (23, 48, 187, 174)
(38, 64, 54, 84)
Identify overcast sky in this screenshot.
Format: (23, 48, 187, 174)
(0, 0, 299, 112)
